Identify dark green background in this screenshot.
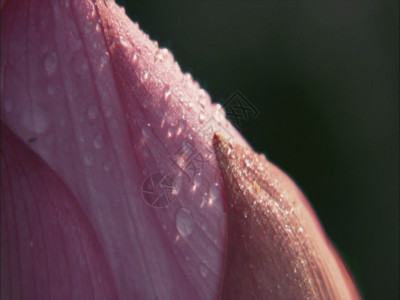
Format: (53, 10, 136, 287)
(117, 1, 399, 299)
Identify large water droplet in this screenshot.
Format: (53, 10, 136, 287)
(84, 152, 94, 166)
(87, 105, 98, 119)
(176, 208, 194, 238)
(93, 134, 104, 149)
(44, 52, 58, 76)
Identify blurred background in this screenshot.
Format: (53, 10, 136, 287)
(118, 1, 399, 299)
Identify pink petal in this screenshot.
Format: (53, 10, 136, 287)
(1, 123, 118, 299)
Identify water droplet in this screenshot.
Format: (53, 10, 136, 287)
(87, 2, 96, 18)
(245, 158, 252, 168)
(163, 85, 171, 100)
(172, 175, 183, 196)
(44, 52, 58, 76)
(198, 95, 206, 108)
(4, 100, 12, 112)
(65, 0, 70, 7)
(143, 147, 151, 158)
(178, 91, 184, 103)
(95, 23, 101, 32)
(29, 240, 34, 248)
(208, 183, 220, 206)
(93, 134, 104, 149)
(84, 152, 94, 166)
(21, 105, 50, 134)
(120, 37, 130, 48)
(88, 105, 98, 119)
(199, 114, 205, 124)
(200, 264, 209, 278)
(167, 126, 175, 138)
(104, 160, 113, 172)
(192, 173, 201, 190)
(227, 143, 232, 156)
(176, 208, 194, 238)
(215, 103, 226, 117)
(142, 124, 151, 137)
(141, 69, 149, 81)
(154, 49, 164, 62)
(132, 51, 139, 64)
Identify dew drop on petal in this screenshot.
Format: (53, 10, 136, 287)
(199, 114, 205, 124)
(142, 124, 151, 137)
(176, 208, 194, 238)
(132, 52, 139, 64)
(120, 37, 130, 48)
(200, 264, 209, 278)
(84, 152, 94, 166)
(141, 69, 149, 81)
(164, 85, 171, 100)
(93, 134, 104, 149)
(208, 182, 220, 206)
(167, 126, 175, 138)
(22, 105, 50, 134)
(104, 160, 113, 172)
